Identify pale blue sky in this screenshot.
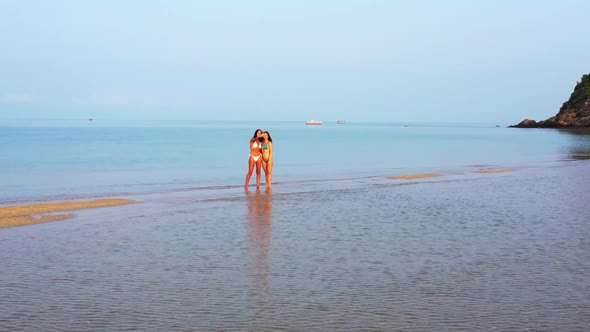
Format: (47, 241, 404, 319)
(1, 0, 588, 123)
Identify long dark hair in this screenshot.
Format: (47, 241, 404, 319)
(263, 131, 273, 142)
(252, 129, 262, 139)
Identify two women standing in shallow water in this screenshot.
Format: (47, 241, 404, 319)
(245, 129, 274, 189)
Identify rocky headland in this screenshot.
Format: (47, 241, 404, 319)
(511, 73, 590, 128)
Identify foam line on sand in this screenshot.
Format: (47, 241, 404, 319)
(473, 169, 515, 174)
(387, 174, 443, 180)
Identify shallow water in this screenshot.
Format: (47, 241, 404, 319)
(1, 161, 589, 331)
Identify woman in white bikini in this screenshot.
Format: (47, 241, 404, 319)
(245, 129, 263, 188)
(261, 131, 273, 189)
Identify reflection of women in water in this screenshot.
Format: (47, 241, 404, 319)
(261, 131, 274, 189)
(245, 188, 273, 313)
(245, 129, 263, 188)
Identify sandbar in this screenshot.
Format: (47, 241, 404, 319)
(474, 169, 515, 174)
(387, 173, 443, 180)
(388, 169, 516, 180)
(0, 199, 140, 229)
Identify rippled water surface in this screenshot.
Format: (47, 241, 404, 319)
(1, 161, 589, 331)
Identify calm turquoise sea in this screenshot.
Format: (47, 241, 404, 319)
(1, 119, 589, 202)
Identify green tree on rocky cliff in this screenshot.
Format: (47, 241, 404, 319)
(567, 74, 590, 111)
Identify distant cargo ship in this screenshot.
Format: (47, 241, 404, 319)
(305, 120, 323, 126)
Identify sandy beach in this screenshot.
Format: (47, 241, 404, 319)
(0, 199, 140, 228)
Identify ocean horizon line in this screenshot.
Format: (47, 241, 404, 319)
(0, 118, 514, 128)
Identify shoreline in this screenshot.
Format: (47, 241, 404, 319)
(0, 199, 140, 229)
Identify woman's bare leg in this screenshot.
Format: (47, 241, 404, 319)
(245, 157, 255, 188)
(265, 160, 273, 188)
(255, 161, 262, 188)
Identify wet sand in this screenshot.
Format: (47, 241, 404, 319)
(0, 199, 140, 228)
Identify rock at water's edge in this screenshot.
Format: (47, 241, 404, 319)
(511, 73, 590, 128)
(509, 119, 538, 128)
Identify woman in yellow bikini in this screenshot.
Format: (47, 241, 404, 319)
(261, 131, 273, 188)
(245, 129, 263, 188)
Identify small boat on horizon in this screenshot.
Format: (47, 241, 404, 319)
(336, 120, 345, 124)
(306, 120, 323, 126)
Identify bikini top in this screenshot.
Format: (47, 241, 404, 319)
(251, 141, 261, 148)
(262, 144, 269, 150)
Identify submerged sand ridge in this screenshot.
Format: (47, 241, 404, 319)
(388, 169, 516, 180)
(2, 170, 516, 228)
(0, 199, 140, 228)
